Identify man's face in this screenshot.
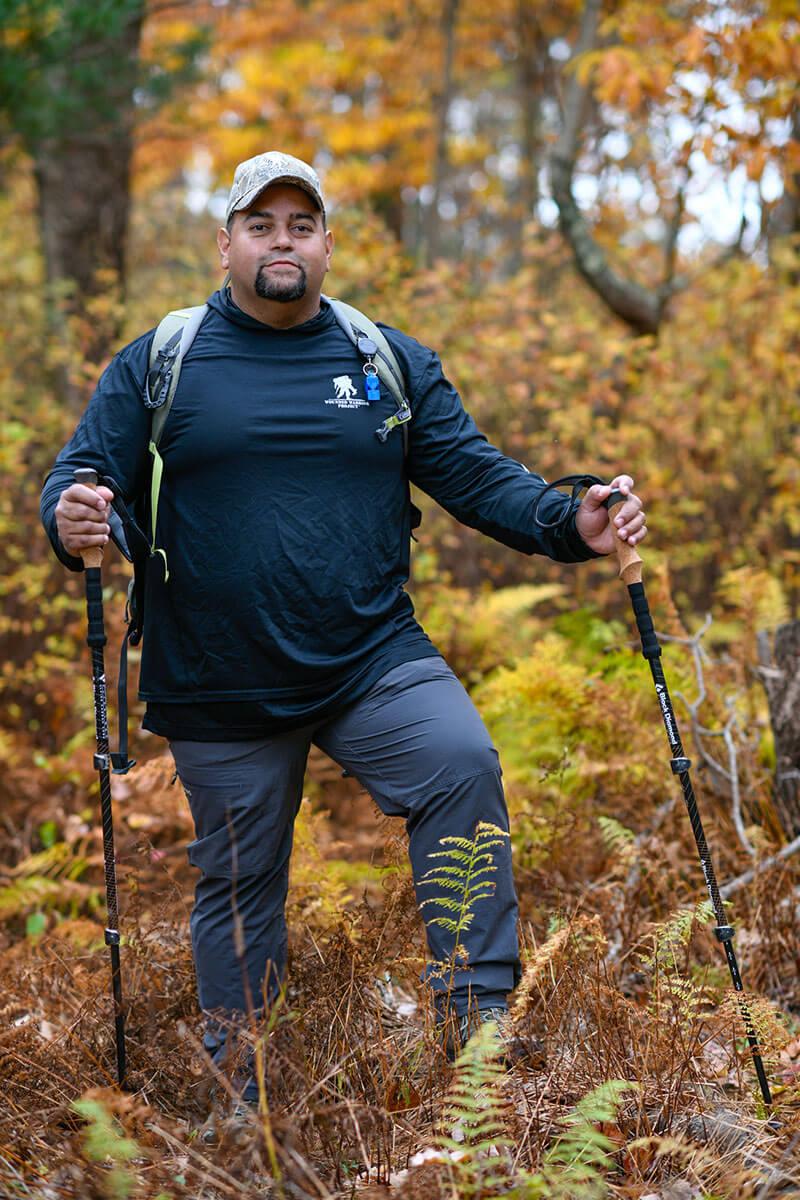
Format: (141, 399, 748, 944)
(217, 182, 333, 318)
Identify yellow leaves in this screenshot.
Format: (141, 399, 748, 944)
(480, 583, 565, 620)
(573, 43, 671, 113)
(547, 351, 590, 380)
(288, 798, 355, 922)
(678, 26, 708, 69)
(716, 568, 789, 635)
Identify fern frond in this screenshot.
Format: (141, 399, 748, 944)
(418, 823, 509, 987)
(482, 582, 565, 619)
(435, 1022, 514, 1194)
(597, 815, 636, 871)
(541, 1080, 639, 1198)
(421, 897, 474, 916)
(420, 877, 474, 894)
(515, 915, 608, 1020)
(0, 840, 93, 920)
(639, 900, 715, 972)
(11, 841, 88, 882)
(0, 876, 94, 919)
(424, 852, 499, 870)
(424, 917, 462, 934)
(0, 877, 64, 918)
(718, 990, 790, 1061)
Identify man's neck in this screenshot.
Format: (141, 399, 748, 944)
(228, 284, 322, 329)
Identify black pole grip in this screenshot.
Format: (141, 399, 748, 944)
(84, 567, 108, 648)
(627, 581, 661, 660)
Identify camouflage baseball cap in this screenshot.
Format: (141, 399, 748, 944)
(225, 151, 325, 222)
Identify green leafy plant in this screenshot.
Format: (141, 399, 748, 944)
(596, 815, 636, 874)
(0, 840, 94, 924)
(419, 821, 509, 992)
(535, 1079, 639, 1199)
(634, 901, 720, 1080)
(70, 1097, 141, 1199)
(434, 1020, 514, 1197)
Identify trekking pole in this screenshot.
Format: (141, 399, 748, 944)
(606, 489, 773, 1112)
(74, 467, 127, 1088)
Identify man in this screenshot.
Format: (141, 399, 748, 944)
(42, 151, 646, 1098)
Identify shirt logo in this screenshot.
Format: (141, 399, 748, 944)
(333, 375, 357, 400)
(326, 375, 367, 409)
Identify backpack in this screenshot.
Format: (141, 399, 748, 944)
(105, 296, 414, 774)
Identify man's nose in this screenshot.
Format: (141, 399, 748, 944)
(269, 223, 294, 248)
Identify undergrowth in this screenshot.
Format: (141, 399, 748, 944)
(2, 510, 799, 1194)
(1, 793, 798, 1199)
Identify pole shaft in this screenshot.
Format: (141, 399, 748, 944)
(622, 576, 773, 1108)
(83, 567, 126, 1087)
(644, 647, 727, 924)
(604, 498, 772, 1107)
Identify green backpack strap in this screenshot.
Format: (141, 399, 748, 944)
(144, 304, 208, 576)
(324, 296, 412, 453)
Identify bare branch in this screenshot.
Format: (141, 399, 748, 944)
(722, 718, 754, 857)
(662, 177, 686, 297)
(549, 4, 748, 335)
(669, 618, 756, 856)
(719, 833, 800, 899)
(550, 0, 663, 336)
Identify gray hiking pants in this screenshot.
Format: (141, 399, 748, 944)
(170, 656, 521, 1074)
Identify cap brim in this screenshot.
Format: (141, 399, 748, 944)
(228, 175, 325, 221)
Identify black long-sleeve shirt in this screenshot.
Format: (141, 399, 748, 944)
(41, 288, 596, 737)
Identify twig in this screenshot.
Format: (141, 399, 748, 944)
(719, 833, 800, 899)
(753, 1128, 800, 1199)
(668, 617, 756, 857)
(722, 718, 753, 856)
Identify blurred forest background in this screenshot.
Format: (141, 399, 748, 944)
(2, 1, 800, 1197)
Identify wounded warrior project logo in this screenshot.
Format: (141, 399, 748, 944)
(326, 375, 367, 409)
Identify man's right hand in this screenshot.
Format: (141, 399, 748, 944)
(55, 482, 115, 558)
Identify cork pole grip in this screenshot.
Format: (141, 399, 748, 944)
(73, 468, 104, 569)
(608, 497, 643, 586)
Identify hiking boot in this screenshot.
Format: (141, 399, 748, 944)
(455, 1006, 546, 1070)
(200, 1097, 259, 1144)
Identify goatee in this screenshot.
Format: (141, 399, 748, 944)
(255, 265, 307, 303)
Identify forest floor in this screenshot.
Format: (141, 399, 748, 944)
(2, 726, 800, 1199)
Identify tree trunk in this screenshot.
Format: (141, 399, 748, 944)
(26, 3, 146, 393)
(426, 0, 459, 266)
(513, 0, 546, 258)
(757, 621, 800, 837)
(34, 131, 133, 303)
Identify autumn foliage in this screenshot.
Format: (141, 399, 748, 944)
(1, 1, 800, 1196)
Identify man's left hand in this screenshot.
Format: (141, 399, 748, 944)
(575, 475, 646, 557)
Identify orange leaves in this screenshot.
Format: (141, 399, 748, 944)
(679, 26, 708, 70)
(746, 144, 770, 183)
(575, 45, 671, 113)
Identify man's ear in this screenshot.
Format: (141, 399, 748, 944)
(325, 228, 334, 268)
(217, 225, 231, 269)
